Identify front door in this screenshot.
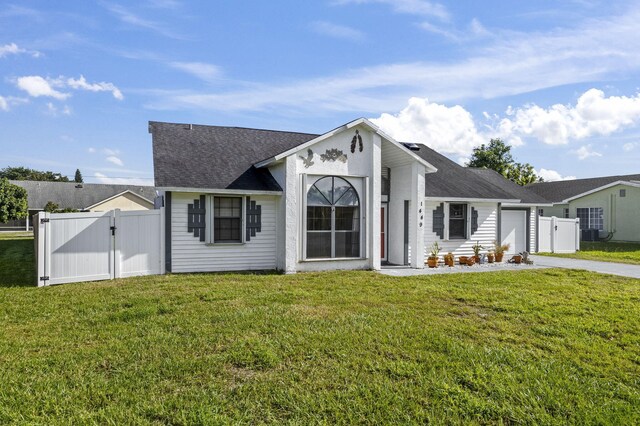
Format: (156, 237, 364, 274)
(381, 204, 388, 261)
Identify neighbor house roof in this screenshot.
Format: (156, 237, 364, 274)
(526, 173, 640, 203)
(150, 121, 318, 191)
(467, 168, 552, 204)
(408, 144, 520, 202)
(9, 180, 155, 210)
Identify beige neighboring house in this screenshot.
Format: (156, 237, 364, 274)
(527, 174, 640, 242)
(0, 180, 155, 230)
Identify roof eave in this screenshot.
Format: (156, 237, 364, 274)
(561, 180, 640, 203)
(425, 196, 521, 203)
(157, 187, 283, 195)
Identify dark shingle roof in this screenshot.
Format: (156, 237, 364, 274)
(9, 180, 155, 210)
(467, 168, 552, 204)
(408, 144, 520, 201)
(526, 173, 640, 202)
(150, 121, 318, 191)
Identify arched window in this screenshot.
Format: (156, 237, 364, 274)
(307, 176, 360, 259)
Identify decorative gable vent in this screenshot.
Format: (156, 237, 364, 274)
(433, 203, 444, 239)
(350, 129, 363, 153)
(245, 197, 262, 241)
(188, 195, 206, 241)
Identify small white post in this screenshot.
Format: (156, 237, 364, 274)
(113, 209, 120, 279)
(575, 218, 581, 252)
(550, 216, 557, 253)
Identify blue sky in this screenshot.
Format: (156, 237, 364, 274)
(1, 0, 640, 184)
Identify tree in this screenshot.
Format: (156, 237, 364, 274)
(0, 166, 69, 182)
(0, 178, 28, 223)
(74, 168, 83, 183)
(466, 138, 542, 185)
(44, 201, 59, 213)
(505, 162, 540, 186)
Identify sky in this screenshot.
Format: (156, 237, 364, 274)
(1, 0, 640, 185)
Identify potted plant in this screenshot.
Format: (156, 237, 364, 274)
(466, 256, 475, 266)
(472, 241, 483, 263)
(458, 255, 468, 265)
(427, 242, 440, 268)
(487, 251, 495, 263)
(494, 241, 509, 263)
(511, 254, 522, 264)
(444, 252, 454, 267)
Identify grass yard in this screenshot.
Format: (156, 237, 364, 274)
(0, 232, 35, 287)
(537, 241, 640, 265)
(0, 235, 639, 424)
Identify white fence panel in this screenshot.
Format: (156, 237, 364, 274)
(538, 217, 552, 252)
(38, 211, 114, 286)
(115, 210, 163, 278)
(36, 209, 163, 286)
(537, 216, 580, 254)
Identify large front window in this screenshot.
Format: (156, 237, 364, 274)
(306, 176, 360, 259)
(576, 207, 603, 230)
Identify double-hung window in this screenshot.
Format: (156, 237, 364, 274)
(576, 207, 603, 230)
(213, 197, 242, 243)
(448, 203, 467, 239)
(306, 176, 360, 259)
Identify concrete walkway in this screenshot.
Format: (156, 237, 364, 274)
(530, 255, 640, 279)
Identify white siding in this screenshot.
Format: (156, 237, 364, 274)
(171, 192, 278, 272)
(529, 208, 537, 253)
(424, 201, 498, 258)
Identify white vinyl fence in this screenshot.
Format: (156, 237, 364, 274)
(538, 216, 580, 254)
(35, 209, 164, 286)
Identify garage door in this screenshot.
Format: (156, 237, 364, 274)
(501, 210, 527, 255)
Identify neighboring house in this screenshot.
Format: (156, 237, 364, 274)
(527, 174, 640, 242)
(151, 118, 546, 273)
(0, 181, 155, 230)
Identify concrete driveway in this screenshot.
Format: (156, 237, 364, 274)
(530, 255, 640, 279)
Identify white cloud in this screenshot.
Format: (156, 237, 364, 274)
(93, 172, 150, 186)
(168, 62, 221, 82)
(0, 42, 41, 58)
(573, 144, 602, 160)
(496, 89, 640, 145)
(371, 97, 484, 156)
(105, 3, 186, 39)
(0, 96, 7, 111)
(537, 168, 577, 182)
(0, 43, 24, 57)
(45, 102, 72, 116)
(469, 18, 488, 36)
(16, 76, 70, 100)
(67, 75, 124, 100)
(106, 156, 124, 166)
(311, 21, 365, 41)
(102, 148, 120, 156)
(335, 0, 449, 21)
(88, 147, 97, 153)
(623, 142, 637, 151)
(147, 8, 640, 114)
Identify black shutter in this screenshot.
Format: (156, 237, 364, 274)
(245, 197, 262, 241)
(471, 207, 478, 235)
(433, 203, 445, 239)
(187, 195, 206, 242)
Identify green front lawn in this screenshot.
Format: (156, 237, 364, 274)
(0, 235, 639, 424)
(0, 231, 34, 287)
(538, 241, 640, 265)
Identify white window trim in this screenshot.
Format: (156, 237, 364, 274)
(205, 195, 245, 245)
(302, 174, 364, 261)
(445, 202, 470, 241)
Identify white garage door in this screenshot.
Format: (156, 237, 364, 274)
(501, 210, 527, 255)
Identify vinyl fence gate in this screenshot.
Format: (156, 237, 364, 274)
(35, 209, 164, 286)
(538, 216, 580, 253)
